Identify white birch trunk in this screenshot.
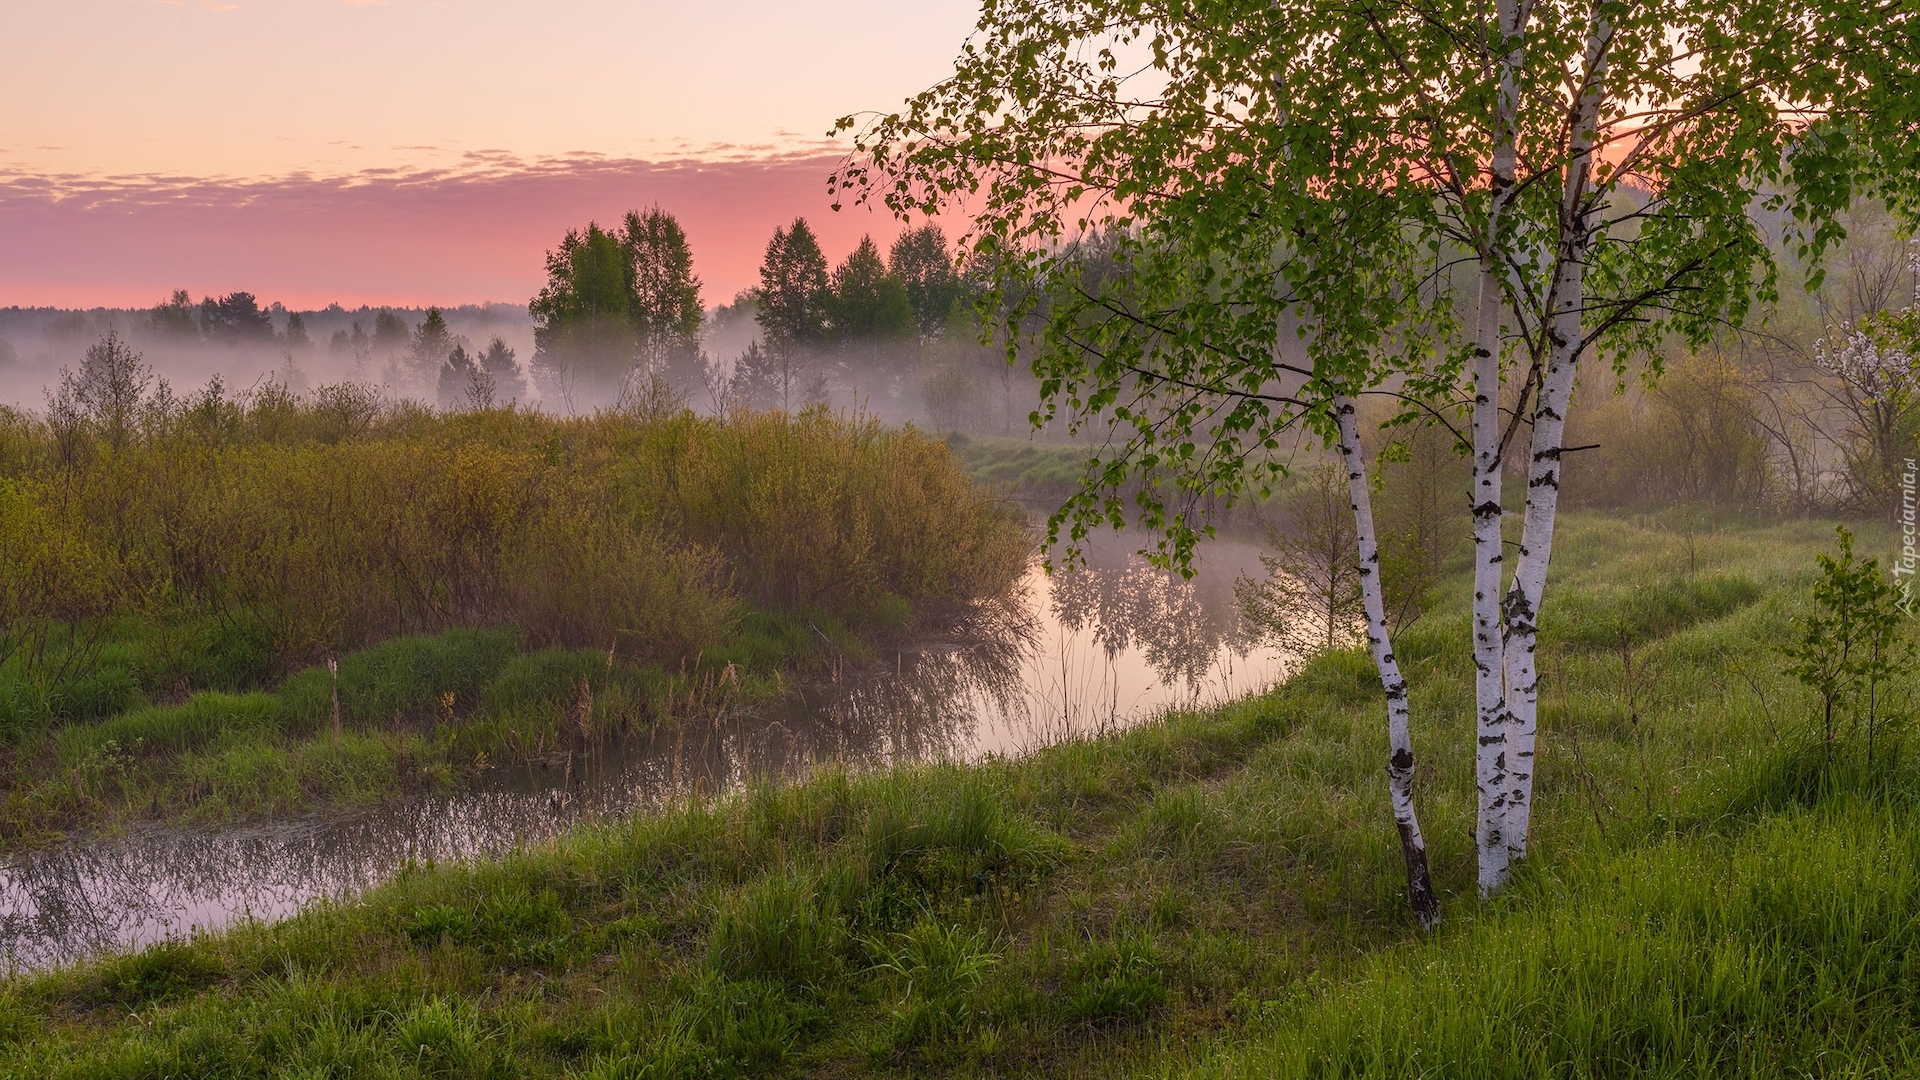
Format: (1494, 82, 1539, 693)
(1333, 393, 1439, 927)
(1499, 5, 1614, 863)
(1471, 0, 1526, 896)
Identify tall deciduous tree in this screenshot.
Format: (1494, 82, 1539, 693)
(755, 218, 832, 409)
(530, 222, 635, 411)
(623, 206, 706, 397)
(149, 290, 198, 339)
(842, 0, 1920, 916)
(890, 224, 962, 341)
(830, 235, 915, 375)
(531, 209, 706, 410)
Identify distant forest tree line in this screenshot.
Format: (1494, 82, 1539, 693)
(527, 206, 1026, 428)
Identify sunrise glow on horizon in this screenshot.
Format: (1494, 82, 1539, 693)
(0, 0, 981, 309)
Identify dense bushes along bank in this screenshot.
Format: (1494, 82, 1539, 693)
(0, 391, 1027, 833)
(3, 514, 1901, 1077)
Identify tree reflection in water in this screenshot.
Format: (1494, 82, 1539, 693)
(1, 532, 1296, 973)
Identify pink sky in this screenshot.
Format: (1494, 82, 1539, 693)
(0, 0, 979, 309)
(0, 153, 924, 309)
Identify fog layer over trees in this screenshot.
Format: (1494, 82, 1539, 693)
(1, 210, 1036, 435)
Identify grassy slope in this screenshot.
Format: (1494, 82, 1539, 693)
(944, 433, 1095, 507)
(0, 512, 1901, 1078)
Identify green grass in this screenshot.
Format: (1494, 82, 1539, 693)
(0, 511, 1907, 1078)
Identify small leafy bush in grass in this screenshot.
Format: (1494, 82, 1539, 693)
(1781, 527, 1914, 762)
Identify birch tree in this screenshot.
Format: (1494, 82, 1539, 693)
(839, 0, 1920, 911)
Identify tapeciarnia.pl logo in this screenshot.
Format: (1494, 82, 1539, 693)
(1899, 458, 1918, 617)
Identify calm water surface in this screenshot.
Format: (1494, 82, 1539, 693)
(0, 534, 1297, 972)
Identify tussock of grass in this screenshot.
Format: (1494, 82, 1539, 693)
(0, 513, 1909, 1079)
(2, 625, 798, 840)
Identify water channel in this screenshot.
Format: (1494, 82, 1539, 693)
(0, 533, 1299, 972)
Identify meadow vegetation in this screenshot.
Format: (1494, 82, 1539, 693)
(0, 383, 1028, 836)
(3, 513, 1905, 1078)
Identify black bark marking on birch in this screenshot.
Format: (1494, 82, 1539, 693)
(1397, 818, 1441, 929)
(1502, 590, 1537, 626)
(1473, 500, 1502, 517)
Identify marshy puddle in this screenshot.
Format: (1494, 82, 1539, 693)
(0, 534, 1298, 972)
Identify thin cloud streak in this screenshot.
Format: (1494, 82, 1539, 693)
(0, 153, 924, 309)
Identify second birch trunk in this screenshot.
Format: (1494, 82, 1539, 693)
(1471, 0, 1526, 895)
(1500, 3, 1613, 864)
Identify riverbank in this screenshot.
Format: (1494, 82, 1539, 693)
(4, 512, 1897, 1077)
(0, 617, 829, 845)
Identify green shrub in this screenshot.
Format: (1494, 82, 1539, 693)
(80, 941, 223, 1008)
(276, 626, 521, 727)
